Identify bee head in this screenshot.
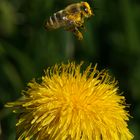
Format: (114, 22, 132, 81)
(81, 2, 94, 18)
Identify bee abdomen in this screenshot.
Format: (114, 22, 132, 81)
(45, 11, 64, 30)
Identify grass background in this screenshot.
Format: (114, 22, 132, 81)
(0, 0, 140, 139)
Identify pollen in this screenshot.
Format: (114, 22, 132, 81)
(5, 62, 134, 140)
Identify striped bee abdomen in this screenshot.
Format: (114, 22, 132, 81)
(44, 10, 66, 30)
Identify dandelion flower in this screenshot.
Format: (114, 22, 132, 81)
(6, 62, 133, 140)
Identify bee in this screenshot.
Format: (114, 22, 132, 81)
(44, 2, 94, 40)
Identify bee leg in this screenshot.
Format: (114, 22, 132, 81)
(66, 19, 83, 29)
(80, 25, 85, 30)
(72, 27, 83, 40)
(64, 21, 83, 40)
(74, 21, 83, 28)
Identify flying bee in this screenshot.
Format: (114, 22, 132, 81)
(44, 2, 94, 40)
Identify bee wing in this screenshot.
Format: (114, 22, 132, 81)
(53, 10, 69, 28)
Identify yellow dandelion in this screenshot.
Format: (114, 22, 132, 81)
(6, 62, 133, 140)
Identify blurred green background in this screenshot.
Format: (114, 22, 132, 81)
(0, 0, 140, 139)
